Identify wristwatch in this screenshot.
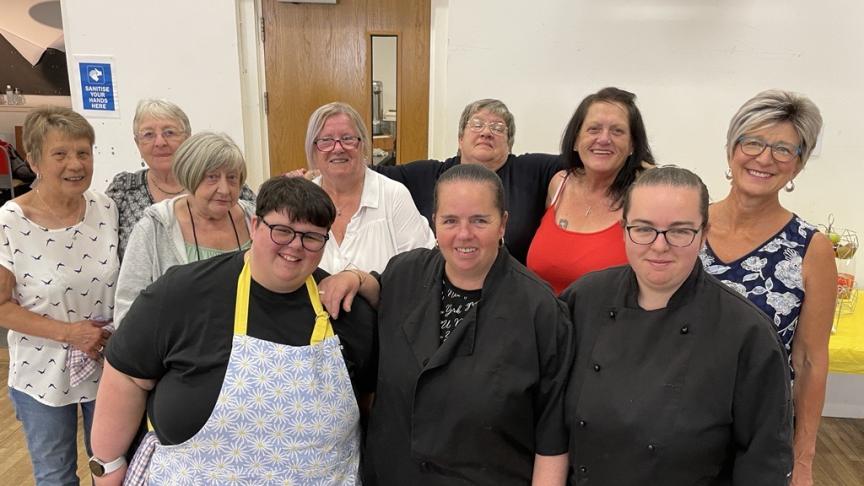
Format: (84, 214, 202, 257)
(88, 455, 127, 477)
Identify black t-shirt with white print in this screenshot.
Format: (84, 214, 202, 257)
(439, 275, 482, 344)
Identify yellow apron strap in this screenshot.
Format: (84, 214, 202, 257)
(305, 275, 335, 345)
(234, 259, 252, 336)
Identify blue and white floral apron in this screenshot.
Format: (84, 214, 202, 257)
(126, 261, 361, 485)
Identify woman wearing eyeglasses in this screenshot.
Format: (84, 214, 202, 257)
(113, 132, 255, 327)
(306, 102, 434, 274)
(90, 177, 377, 485)
(527, 87, 655, 295)
(562, 166, 794, 484)
(699, 90, 836, 486)
(106, 99, 255, 258)
(373, 98, 561, 264)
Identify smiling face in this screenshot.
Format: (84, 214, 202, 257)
(434, 179, 507, 289)
(728, 122, 801, 197)
(135, 116, 189, 174)
(33, 130, 93, 199)
(575, 101, 633, 177)
(312, 113, 365, 180)
(249, 211, 329, 293)
(457, 110, 510, 171)
(190, 167, 241, 217)
(624, 184, 705, 306)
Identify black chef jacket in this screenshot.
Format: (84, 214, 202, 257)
(560, 263, 793, 485)
(364, 247, 574, 485)
(373, 153, 561, 263)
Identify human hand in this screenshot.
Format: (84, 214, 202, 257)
(318, 271, 362, 319)
(64, 320, 112, 360)
(790, 461, 813, 486)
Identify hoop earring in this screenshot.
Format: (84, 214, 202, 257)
(724, 168, 732, 181)
(785, 179, 795, 192)
(499, 237, 505, 248)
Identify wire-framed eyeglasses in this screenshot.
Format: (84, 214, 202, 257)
(136, 128, 185, 144)
(466, 118, 508, 136)
(625, 225, 702, 247)
(260, 218, 329, 252)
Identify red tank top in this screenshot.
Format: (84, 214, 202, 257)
(526, 174, 628, 295)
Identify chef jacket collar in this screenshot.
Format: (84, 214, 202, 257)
(618, 260, 705, 311)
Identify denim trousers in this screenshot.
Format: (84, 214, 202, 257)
(8, 387, 95, 486)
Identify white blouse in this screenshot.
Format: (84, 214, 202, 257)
(315, 168, 435, 274)
(0, 190, 119, 406)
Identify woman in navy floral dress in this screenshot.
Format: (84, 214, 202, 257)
(700, 90, 837, 486)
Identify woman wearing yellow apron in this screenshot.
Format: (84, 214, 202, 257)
(88, 177, 377, 485)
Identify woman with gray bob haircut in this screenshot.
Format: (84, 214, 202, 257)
(106, 99, 255, 258)
(114, 131, 256, 327)
(701, 89, 836, 486)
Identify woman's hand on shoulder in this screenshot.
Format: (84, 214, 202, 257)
(64, 320, 112, 360)
(319, 271, 363, 319)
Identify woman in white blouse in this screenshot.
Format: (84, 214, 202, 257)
(305, 102, 434, 274)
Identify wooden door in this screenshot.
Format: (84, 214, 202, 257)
(262, 0, 430, 174)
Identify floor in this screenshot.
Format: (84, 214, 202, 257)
(0, 359, 862, 485)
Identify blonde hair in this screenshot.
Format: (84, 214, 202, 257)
(23, 106, 95, 165)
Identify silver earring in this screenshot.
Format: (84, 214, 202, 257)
(724, 168, 732, 181)
(785, 179, 795, 192)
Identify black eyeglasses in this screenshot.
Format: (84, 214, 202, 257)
(313, 136, 362, 152)
(625, 225, 702, 247)
(737, 136, 801, 163)
(260, 218, 329, 252)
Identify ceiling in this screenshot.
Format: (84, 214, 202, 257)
(0, 0, 64, 66)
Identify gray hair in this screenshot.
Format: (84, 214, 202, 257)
(726, 89, 822, 167)
(172, 131, 247, 192)
(23, 106, 95, 166)
(304, 102, 371, 167)
(623, 165, 709, 227)
(133, 98, 191, 138)
(458, 99, 515, 151)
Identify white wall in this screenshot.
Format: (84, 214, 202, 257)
(60, 0, 262, 191)
(431, 0, 864, 278)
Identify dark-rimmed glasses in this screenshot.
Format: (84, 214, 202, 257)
(466, 118, 508, 136)
(313, 136, 362, 152)
(737, 136, 801, 163)
(260, 218, 329, 252)
(625, 225, 701, 247)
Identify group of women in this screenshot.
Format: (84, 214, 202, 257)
(0, 85, 834, 486)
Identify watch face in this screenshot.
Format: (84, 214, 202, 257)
(88, 460, 106, 477)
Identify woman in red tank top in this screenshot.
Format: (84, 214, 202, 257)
(527, 87, 655, 294)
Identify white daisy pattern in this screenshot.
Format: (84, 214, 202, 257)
(700, 215, 817, 365)
(147, 334, 361, 485)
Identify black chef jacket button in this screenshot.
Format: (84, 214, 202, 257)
(609, 310, 616, 319)
(422, 358, 429, 366)
(680, 325, 689, 335)
(648, 444, 656, 453)
(579, 465, 588, 474)
(579, 420, 587, 428)
(593, 363, 601, 372)
(420, 461, 429, 471)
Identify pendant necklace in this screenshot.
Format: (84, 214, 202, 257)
(148, 171, 185, 196)
(35, 188, 83, 227)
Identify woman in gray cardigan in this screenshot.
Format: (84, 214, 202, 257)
(114, 132, 254, 326)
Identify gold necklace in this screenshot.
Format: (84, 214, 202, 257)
(148, 171, 185, 196)
(35, 188, 83, 226)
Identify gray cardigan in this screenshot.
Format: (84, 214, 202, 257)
(113, 196, 255, 326)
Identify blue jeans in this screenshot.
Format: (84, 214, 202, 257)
(8, 388, 95, 486)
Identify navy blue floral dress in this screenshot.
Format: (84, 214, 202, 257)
(700, 215, 818, 360)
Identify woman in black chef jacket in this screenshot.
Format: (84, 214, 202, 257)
(560, 166, 793, 485)
(321, 163, 574, 485)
